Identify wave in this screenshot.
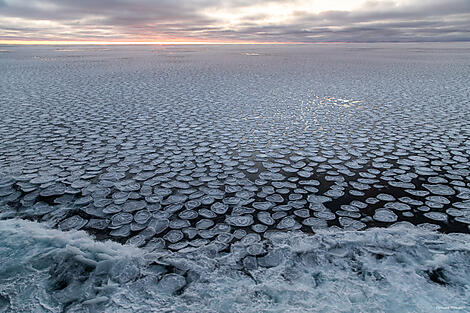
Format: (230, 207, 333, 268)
(1, 219, 469, 312)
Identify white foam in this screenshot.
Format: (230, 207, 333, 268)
(1, 219, 470, 312)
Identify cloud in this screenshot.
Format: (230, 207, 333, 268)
(0, 0, 469, 42)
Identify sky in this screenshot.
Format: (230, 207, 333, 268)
(0, 0, 469, 43)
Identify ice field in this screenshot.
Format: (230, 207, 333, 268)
(0, 43, 470, 312)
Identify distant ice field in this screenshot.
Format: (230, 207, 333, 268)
(0, 43, 470, 312)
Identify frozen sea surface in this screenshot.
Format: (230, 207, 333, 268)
(0, 43, 470, 312)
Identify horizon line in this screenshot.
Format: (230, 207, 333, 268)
(1, 40, 469, 46)
(0, 40, 308, 45)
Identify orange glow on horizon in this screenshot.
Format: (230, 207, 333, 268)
(0, 40, 303, 45)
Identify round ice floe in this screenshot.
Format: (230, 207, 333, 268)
(384, 202, 411, 211)
(426, 196, 450, 204)
(325, 189, 344, 198)
(423, 184, 455, 196)
(388, 181, 415, 189)
(59, 215, 87, 231)
(293, 209, 310, 218)
(232, 207, 255, 216)
(262, 186, 275, 194)
(311, 156, 327, 162)
(416, 206, 430, 212)
(339, 217, 366, 230)
(185, 200, 201, 210)
(423, 212, 448, 222)
(196, 219, 214, 230)
(123, 200, 146, 212)
(93, 198, 113, 208)
(165, 194, 188, 204)
(336, 211, 361, 219)
(255, 179, 268, 186)
(75, 196, 93, 206)
(259, 171, 285, 181)
(139, 185, 152, 197)
(349, 190, 365, 196)
(110, 225, 131, 237)
(164, 230, 184, 243)
(30, 175, 57, 184)
(198, 229, 216, 239)
(418, 223, 441, 231)
(373, 208, 398, 223)
(126, 234, 146, 247)
(154, 187, 172, 197)
(241, 233, 261, 244)
(426, 201, 444, 209)
(253, 202, 274, 211)
(307, 195, 331, 203)
(134, 210, 151, 224)
(157, 274, 186, 294)
(304, 186, 319, 193)
(289, 193, 303, 201)
(446, 208, 463, 217)
(298, 171, 312, 178)
(180, 227, 196, 240)
(252, 224, 268, 233)
(405, 189, 430, 197)
(216, 233, 233, 244)
(340, 205, 359, 212)
(169, 219, 190, 229)
(211, 202, 229, 215)
(276, 199, 295, 211)
(233, 229, 247, 239)
(149, 218, 169, 234)
(131, 221, 147, 232)
(111, 212, 133, 227)
(86, 218, 109, 230)
(16, 183, 36, 194)
(92, 187, 111, 199)
(376, 193, 395, 201)
(178, 210, 198, 220)
(196, 209, 214, 219)
(226, 185, 242, 193)
(226, 215, 254, 227)
(213, 223, 231, 234)
(302, 217, 327, 228)
(40, 183, 66, 197)
(247, 243, 266, 256)
(200, 195, 215, 205)
(399, 197, 423, 206)
(186, 238, 208, 248)
(266, 194, 284, 203)
(115, 181, 140, 192)
(276, 216, 296, 229)
(28, 202, 54, 216)
(314, 211, 336, 220)
(168, 242, 189, 251)
(454, 201, 470, 209)
(224, 197, 241, 205)
(236, 190, 254, 199)
(455, 216, 470, 224)
(257, 211, 275, 225)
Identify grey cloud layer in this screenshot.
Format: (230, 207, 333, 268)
(0, 0, 469, 41)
